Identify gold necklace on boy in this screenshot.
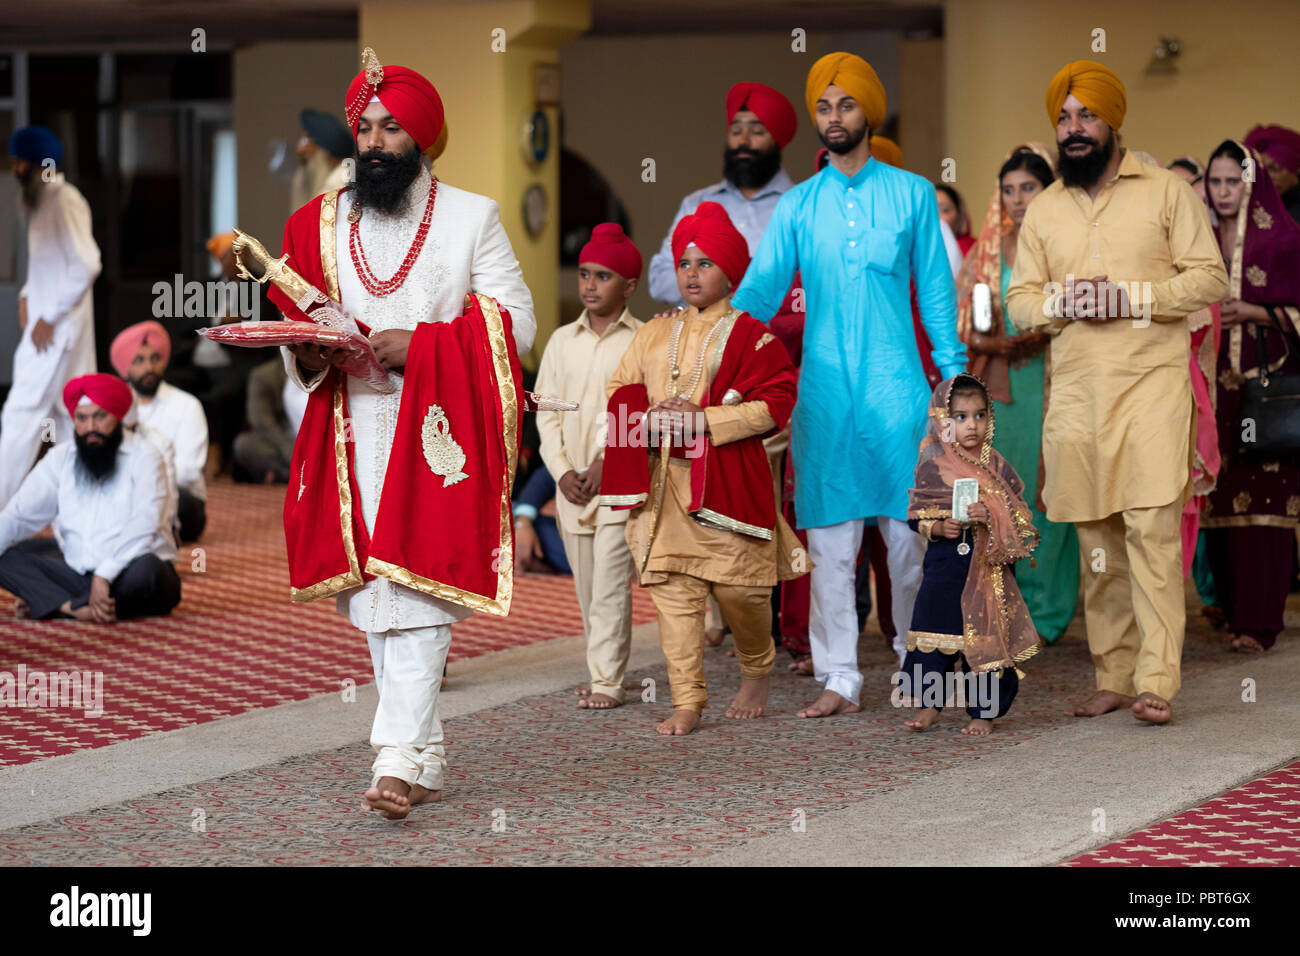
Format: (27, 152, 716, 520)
(666, 315, 725, 400)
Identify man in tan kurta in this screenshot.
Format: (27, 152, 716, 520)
(535, 225, 644, 709)
(1006, 61, 1228, 723)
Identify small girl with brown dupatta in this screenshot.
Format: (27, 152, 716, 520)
(899, 374, 1041, 735)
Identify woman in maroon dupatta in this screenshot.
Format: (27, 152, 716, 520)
(1200, 139, 1300, 653)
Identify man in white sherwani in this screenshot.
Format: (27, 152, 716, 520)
(279, 51, 535, 819)
(1, 126, 101, 509)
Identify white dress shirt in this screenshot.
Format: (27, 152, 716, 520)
(0, 432, 177, 580)
(135, 381, 209, 500)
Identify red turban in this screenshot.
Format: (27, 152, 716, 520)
(1244, 124, 1300, 176)
(671, 201, 750, 287)
(726, 82, 797, 149)
(64, 374, 132, 422)
(345, 47, 446, 156)
(579, 223, 642, 281)
(110, 320, 171, 378)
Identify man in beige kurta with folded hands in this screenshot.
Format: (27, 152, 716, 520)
(1007, 60, 1227, 724)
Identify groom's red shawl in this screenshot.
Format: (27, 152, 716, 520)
(271, 189, 523, 614)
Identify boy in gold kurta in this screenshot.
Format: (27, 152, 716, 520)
(601, 202, 803, 736)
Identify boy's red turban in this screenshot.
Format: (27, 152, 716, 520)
(579, 223, 643, 281)
(671, 201, 750, 287)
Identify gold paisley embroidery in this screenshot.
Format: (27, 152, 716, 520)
(1287, 495, 1300, 517)
(1252, 205, 1273, 230)
(422, 404, 469, 487)
(1262, 461, 1281, 472)
(1246, 264, 1267, 288)
(1233, 491, 1252, 514)
(754, 332, 775, 351)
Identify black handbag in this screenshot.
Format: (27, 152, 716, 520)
(1238, 307, 1300, 457)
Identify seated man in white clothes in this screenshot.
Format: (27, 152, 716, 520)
(0, 374, 181, 622)
(110, 320, 210, 542)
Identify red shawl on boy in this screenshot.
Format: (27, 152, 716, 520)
(269, 189, 523, 615)
(600, 309, 797, 541)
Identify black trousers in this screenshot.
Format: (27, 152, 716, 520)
(899, 647, 1018, 719)
(178, 487, 206, 543)
(0, 540, 181, 620)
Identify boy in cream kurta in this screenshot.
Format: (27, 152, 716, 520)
(534, 224, 644, 709)
(603, 202, 802, 736)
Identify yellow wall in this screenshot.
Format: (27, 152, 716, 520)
(234, 40, 359, 253)
(944, 0, 1300, 222)
(361, 0, 591, 367)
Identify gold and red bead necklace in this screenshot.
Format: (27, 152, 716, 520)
(348, 175, 437, 297)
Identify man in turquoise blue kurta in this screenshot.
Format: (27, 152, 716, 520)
(732, 52, 966, 718)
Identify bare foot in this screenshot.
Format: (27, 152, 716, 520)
(1132, 692, 1171, 725)
(1200, 605, 1227, 629)
(797, 689, 861, 718)
(656, 709, 701, 735)
(787, 654, 814, 675)
(1069, 689, 1136, 717)
(1231, 634, 1266, 654)
(363, 776, 413, 819)
(703, 627, 728, 647)
(574, 679, 641, 697)
(962, 718, 994, 736)
(407, 784, 443, 806)
(903, 707, 940, 732)
(725, 676, 769, 718)
(13, 598, 29, 619)
(577, 692, 621, 710)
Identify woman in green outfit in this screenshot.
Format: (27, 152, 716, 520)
(955, 144, 1079, 642)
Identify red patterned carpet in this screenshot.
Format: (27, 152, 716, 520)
(0, 478, 656, 766)
(1068, 760, 1300, 866)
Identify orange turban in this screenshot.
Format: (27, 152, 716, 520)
(345, 47, 446, 158)
(804, 53, 886, 129)
(110, 320, 171, 378)
(869, 135, 903, 168)
(1045, 60, 1126, 131)
(726, 82, 798, 149)
(206, 232, 235, 262)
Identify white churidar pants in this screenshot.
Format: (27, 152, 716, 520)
(806, 516, 925, 704)
(367, 624, 452, 790)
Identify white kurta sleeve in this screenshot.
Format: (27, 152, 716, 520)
(94, 443, 169, 582)
(470, 199, 536, 356)
(45, 188, 102, 325)
(0, 450, 61, 553)
(171, 391, 210, 492)
(280, 346, 330, 393)
(533, 334, 574, 480)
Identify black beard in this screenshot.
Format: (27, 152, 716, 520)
(130, 373, 160, 398)
(818, 122, 868, 156)
(75, 424, 124, 482)
(723, 145, 782, 189)
(1056, 131, 1115, 189)
(353, 146, 422, 213)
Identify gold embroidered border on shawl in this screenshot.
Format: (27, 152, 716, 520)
(290, 192, 363, 602)
(364, 293, 519, 617)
